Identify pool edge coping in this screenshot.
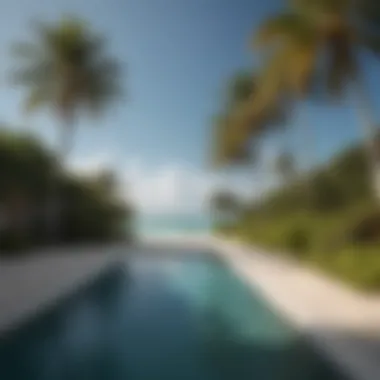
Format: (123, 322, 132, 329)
(211, 237, 380, 380)
(0, 246, 128, 337)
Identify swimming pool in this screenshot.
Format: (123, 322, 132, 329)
(0, 250, 346, 380)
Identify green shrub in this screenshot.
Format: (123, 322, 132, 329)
(215, 142, 380, 290)
(285, 227, 310, 255)
(0, 129, 134, 254)
(345, 212, 380, 244)
(315, 247, 380, 291)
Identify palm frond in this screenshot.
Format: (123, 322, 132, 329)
(211, 114, 254, 168)
(226, 71, 255, 107)
(249, 49, 289, 116)
(286, 42, 318, 95)
(325, 41, 355, 98)
(83, 60, 123, 116)
(12, 60, 53, 86)
(10, 42, 44, 60)
(24, 87, 51, 114)
(290, 0, 350, 15)
(254, 12, 315, 49)
(13, 16, 123, 121)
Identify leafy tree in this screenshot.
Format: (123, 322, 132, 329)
(0, 130, 131, 253)
(0, 130, 54, 236)
(308, 172, 346, 211)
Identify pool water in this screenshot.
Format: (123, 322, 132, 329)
(0, 251, 346, 380)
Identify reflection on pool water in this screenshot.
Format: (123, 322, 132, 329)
(0, 252, 346, 380)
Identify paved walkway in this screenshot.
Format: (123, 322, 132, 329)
(0, 244, 127, 335)
(213, 238, 380, 380)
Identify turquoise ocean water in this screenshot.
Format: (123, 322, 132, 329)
(137, 214, 211, 236)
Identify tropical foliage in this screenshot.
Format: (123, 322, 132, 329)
(210, 190, 242, 229)
(0, 129, 132, 254)
(211, 0, 380, 290)
(211, 71, 287, 169)
(212, 0, 380, 193)
(253, 0, 380, 194)
(217, 141, 380, 290)
(12, 16, 123, 238)
(12, 17, 122, 134)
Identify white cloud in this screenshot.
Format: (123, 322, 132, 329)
(68, 154, 275, 216)
(121, 161, 216, 215)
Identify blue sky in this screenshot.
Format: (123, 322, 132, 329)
(1, 0, 379, 215)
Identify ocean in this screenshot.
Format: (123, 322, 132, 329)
(136, 214, 211, 237)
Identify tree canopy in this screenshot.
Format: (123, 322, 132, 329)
(0, 129, 132, 252)
(12, 17, 122, 123)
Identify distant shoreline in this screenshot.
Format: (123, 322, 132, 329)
(136, 214, 211, 236)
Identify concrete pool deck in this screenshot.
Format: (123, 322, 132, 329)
(211, 238, 380, 380)
(0, 244, 128, 335)
(0, 236, 380, 379)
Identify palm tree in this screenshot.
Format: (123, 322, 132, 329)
(12, 16, 123, 239)
(212, 71, 287, 169)
(211, 113, 256, 169)
(210, 190, 241, 227)
(274, 151, 297, 184)
(252, 0, 380, 200)
(225, 71, 257, 111)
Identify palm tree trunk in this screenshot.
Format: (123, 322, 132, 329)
(353, 73, 380, 201)
(302, 103, 317, 201)
(287, 101, 316, 211)
(278, 126, 293, 184)
(46, 119, 74, 242)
